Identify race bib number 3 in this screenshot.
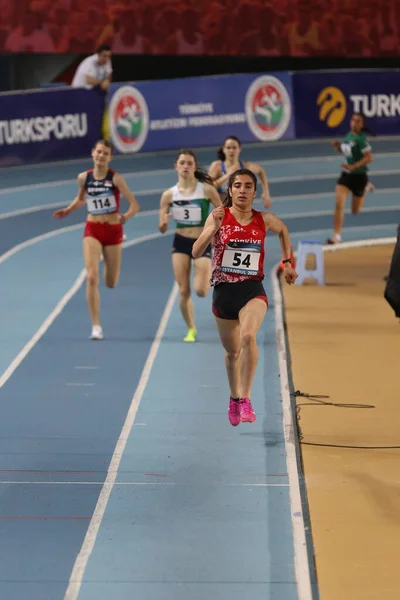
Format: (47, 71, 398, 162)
(221, 243, 261, 275)
(172, 203, 202, 225)
(87, 195, 117, 214)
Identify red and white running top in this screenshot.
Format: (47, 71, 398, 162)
(211, 207, 266, 285)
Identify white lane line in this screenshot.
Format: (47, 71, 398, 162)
(271, 235, 397, 600)
(322, 237, 396, 253)
(271, 265, 313, 600)
(273, 186, 400, 203)
(0, 231, 173, 389)
(64, 282, 179, 600)
(0, 223, 84, 265)
(0, 268, 86, 389)
(288, 223, 396, 239)
(1, 192, 398, 226)
(268, 167, 400, 183)
(1, 135, 398, 174)
(279, 205, 400, 220)
(0, 216, 166, 266)
(0, 481, 289, 487)
(0, 205, 159, 221)
(1, 164, 399, 198)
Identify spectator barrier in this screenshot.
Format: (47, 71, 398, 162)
(2, 70, 400, 165)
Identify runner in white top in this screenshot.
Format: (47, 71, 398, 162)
(159, 150, 221, 342)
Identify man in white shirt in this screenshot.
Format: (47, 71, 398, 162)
(71, 44, 112, 91)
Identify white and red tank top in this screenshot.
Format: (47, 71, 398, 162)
(85, 168, 120, 215)
(211, 207, 266, 285)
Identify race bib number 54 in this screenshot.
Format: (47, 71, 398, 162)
(221, 242, 261, 275)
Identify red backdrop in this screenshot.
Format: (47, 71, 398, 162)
(0, 0, 398, 57)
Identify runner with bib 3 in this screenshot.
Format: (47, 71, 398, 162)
(53, 139, 139, 340)
(159, 149, 221, 342)
(193, 168, 297, 426)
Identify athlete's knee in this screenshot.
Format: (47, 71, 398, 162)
(194, 283, 209, 298)
(240, 330, 257, 348)
(226, 348, 240, 361)
(351, 205, 361, 215)
(86, 269, 99, 287)
(178, 284, 191, 298)
(105, 273, 119, 288)
(335, 198, 345, 210)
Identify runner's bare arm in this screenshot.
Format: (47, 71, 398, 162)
(263, 212, 293, 261)
(246, 161, 271, 208)
(113, 173, 140, 223)
(263, 212, 298, 284)
(209, 159, 235, 189)
(205, 182, 222, 208)
(192, 206, 224, 258)
(53, 172, 87, 219)
(158, 189, 172, 233)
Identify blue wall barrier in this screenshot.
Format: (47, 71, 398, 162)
(0, 87, 105, 167)
(2, 70, 400, 166)
(107, 72, 295, 154)
(293, 70, 400, 138)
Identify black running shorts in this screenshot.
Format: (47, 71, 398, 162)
(212, 279, 268, 320)
(172, 232, 211, 258)
(337, 172, 368, 197)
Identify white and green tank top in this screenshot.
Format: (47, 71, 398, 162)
(171, 181, 210, 228)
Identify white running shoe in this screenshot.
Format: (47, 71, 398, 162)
(123, 233, 127, 241)
(90, 325, 104, 340)
(326, 233, 342, 245)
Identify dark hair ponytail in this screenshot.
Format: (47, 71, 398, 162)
(223, 168, 257, 207)
(175, 148, 215, 186)
(217, 146, 225, 161)
(194, 168, 215, 186)
(353, 112, 376, 137)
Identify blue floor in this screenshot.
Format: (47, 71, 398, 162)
(0, 137, 398, 600)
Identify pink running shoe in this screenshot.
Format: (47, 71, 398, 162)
(228, 397, 241, 426)
(240, 398, 257, 423)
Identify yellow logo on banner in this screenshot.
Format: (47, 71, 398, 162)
(317, 87, 347, 127)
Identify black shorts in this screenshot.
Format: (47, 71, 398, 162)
(212, 279, 268, 320)
(172, 232, 211, 259)
(337, 172, 368, 197)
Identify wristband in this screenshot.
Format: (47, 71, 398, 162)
(282, 258, 292, 265)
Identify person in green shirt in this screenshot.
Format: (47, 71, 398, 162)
(327, 112, 374, 244)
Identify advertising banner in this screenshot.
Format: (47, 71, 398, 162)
(293, 70, 400, 138)
(0, 88, 105, 166)
(108, 72, 295, 154)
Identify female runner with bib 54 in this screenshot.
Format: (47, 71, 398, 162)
(193, 168, 297, 426)
(53, 140, 140, 340)
(159, 149, 221, 342)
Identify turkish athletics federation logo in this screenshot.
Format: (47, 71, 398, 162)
(109, 85, 149, 153)
(245, 76, 292, 141)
